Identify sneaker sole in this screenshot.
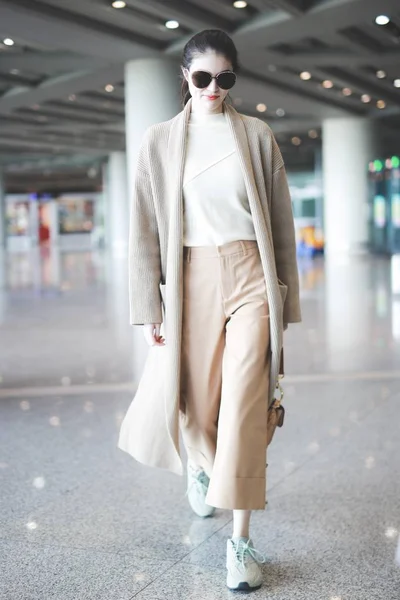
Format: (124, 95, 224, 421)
(188, 504, 215, 518)
(191, 510, 215, 518)
(227, 582, 262, 592)
(187, 496, 215, 518)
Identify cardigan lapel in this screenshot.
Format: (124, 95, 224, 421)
(166, 99, 191, 215)
(165, 97, 191, 298)
(162, 100, 191, 471)
(224, 102, 283, 401)
(166, 98, 282, 404)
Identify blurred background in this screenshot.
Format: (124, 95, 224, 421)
(1, 1, 400, 599)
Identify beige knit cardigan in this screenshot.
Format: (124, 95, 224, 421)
(118, 98, 301, 476)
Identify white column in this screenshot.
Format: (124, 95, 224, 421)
(48, 200, 59, 246)
(322, 118, 378, 256)
(125, 57, 181, 200)
(0, 170, 5, 248)
(323, 119, 382, 369)
(106, 151, 129, 256)
(324, 257, 371, 371)
(48, 245, 62, 288)
(29, 199, 39, 247)
(124, 57, 181, 382)
(0, 170, 5, 298)
(314, 147, 323, 230)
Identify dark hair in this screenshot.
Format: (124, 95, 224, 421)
(180, 29, 240, 106)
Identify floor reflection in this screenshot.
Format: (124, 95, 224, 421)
(0, 247, 134, 388)
(1, 248, 400, 599)
(0, 248, 399, 388)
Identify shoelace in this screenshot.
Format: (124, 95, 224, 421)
(185, 469, 210, 498)
(234, 539, 267, 568)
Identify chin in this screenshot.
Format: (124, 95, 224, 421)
(202, 97, 224, 107)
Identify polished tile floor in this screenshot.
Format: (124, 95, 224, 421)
(1, 247, 400, 599)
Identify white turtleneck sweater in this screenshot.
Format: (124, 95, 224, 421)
(182, 110, 256, 247)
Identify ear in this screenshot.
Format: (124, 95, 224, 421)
(181, 66, 189, 82)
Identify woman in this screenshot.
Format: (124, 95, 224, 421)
(118, 29, 301, 592)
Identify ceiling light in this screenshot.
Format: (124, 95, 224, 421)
(342, 87, 352, 96)
(322, 80, 334, 89)
(276, 108, 285, 117)
(376, 70, 386, 79)
(291, 136, 301, 146)
(256, 103, 267, 112)
(68, 94, 76, 101)
(111, 1, 126, 7)
(105, 84, 114, 92)
(233, 1, 248, 8)
(376, 100, 386, 109)
(165, 20, 179, 29)
(10, 68, 20, 75)
(361, 94, 371, 103)
(375, 15, 390, 26)
(3, 38, 14, 46)
(394, 79, 400, 88)
(300, 71, 312, 81)
(308, 130, 318, 139)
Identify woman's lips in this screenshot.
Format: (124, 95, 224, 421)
(205, 95, 219, 100)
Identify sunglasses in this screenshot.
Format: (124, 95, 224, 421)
(190, 69, 237, 90)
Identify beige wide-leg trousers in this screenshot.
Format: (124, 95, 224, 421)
(179, 240, 270, 510)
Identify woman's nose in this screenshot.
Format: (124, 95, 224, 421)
(208, 80, 219, 92)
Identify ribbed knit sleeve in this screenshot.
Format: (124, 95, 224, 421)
(270, 136, 302, 324)
(128, 130, 163, 326)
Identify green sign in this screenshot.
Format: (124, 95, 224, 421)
(391, 156, 400, 169)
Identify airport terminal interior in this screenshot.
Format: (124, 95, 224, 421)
(1, 0, 400, 598)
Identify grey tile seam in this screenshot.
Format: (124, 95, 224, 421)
(129, 519, 234, 598)
(2, 369, 400, 398)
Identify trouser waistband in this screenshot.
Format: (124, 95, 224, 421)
(183, 240, 258, 261)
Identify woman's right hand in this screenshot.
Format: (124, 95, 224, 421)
(143, 324, 165, 347)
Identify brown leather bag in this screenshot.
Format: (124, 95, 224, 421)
(267, 349, 285, 446)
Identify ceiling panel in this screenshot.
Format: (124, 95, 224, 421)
(0, 0, 399, 188)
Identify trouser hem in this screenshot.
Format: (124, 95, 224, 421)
(206, 475, 266, 510)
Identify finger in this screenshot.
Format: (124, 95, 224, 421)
(143, 324, 165, 347)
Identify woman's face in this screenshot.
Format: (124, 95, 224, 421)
(182, 51, 233, 113)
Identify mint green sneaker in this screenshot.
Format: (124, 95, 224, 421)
(186, 461, 215, 518)
(226, 537, 266, 591)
